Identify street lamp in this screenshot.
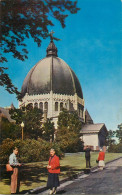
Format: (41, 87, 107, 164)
(21, 122, 24, 141)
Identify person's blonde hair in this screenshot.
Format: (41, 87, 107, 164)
(50, 148, 55, 152)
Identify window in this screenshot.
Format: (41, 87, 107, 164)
(55, 102, 58, 111)
(60, 102, 63, 111)
(78, 103, 84, 118)
(34, 102, 38, 108)
(39, 102, 43, 111)
(44, 102, 48, 111)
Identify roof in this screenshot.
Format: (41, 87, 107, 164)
(80, 123, 107, 134)
(0, 107, 15, 123)
(85, 109, 93, 124)
(21, 40, 83, 99)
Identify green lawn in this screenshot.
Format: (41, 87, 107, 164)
(0, 152, 122, 194)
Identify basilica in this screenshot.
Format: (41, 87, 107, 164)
(19, 37, 85, 128)
(19, 36, 108, 150)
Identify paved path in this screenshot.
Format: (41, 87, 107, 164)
(40, 158, 122, 195)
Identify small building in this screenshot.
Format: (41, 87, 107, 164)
(80, 123, 108, 151)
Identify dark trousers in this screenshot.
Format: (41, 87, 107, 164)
(86, 158, 91, 168)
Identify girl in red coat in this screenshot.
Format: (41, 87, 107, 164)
(98, 148, 105, 170)
(47, 149, 60, 194)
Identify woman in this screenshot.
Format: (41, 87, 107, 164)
(47, 149, 60, 194)
(98, 148, 105, 170)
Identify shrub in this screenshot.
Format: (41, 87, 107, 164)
(0, 138, 14, 164)
(108, 143, 122, 153)
(0, 138, 63, 164)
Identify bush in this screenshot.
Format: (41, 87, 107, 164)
(0, 138, 63, 164)
(108, 143, 122, 153)
(0, 138, 14, 164)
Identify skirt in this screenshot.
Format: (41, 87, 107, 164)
(98, 160, 105, 167)
(47, 173, 60, 189)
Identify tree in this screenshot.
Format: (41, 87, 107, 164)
(56, 109, 83, 152)
(42, 119, 55, 142)
(0, 118, 21, 142)
(107, 124, 122, 153)
(9, 107, 43, 139)
(58, 109, 81, 132)
(0, 0, 80, 97)
(116, 123, 122, 143)
(0, 67, 21, 99)
(106, 130, 116, 146)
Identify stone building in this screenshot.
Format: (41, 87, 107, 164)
(19, 37, 108, 150)
(19, 39, 85, 128)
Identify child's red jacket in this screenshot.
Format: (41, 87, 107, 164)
(98, 151, 105, 161)
(48, 155, 60, 174)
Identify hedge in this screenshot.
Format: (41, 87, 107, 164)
(0, 138, 63, 164)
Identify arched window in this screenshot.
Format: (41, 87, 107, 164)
(70, 103, 74, 110)
(39, 102, 43, 111)
(34, 102, 38, 108)
(44, 102, 48, 111)
(55, 102, 58, 111)
(78, 103, 84, 118)
(60, 102, 63, 111)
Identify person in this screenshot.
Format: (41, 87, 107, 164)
(98, 148, 105, 170)
(84, 145, 91, 168)
(9, 147, 21, 194)
(47, 149, 60, 194)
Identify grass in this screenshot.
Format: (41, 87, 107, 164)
(0, 152, 122, 194)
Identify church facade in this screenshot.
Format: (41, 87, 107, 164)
(19, 37, 108, 150)
(19, 38, 85, 128)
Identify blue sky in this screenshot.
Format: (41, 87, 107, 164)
(0, 0, 122, 131)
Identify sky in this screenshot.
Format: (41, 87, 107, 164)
(0, 0, 122, 131)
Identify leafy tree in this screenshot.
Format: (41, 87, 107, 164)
(0, 118, 21, 142)
(56, 126, 83, 152)
(116, 123, 122, 143)
(0, 67, 21, 99)
(56, 109, 83, 152)
(9, 107, 43, 139)
(108, 142, 122, 153)
(107, 124, 122, 153)
(0, 0, 80, 97)
(58, 109, 81, 132)
(42, 119, 55, 142)
(106, 130, 116, 146)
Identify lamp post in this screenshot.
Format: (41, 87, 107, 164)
(21, 122, 24, 141)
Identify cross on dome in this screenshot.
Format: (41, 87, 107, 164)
(46, 31, 58, 57)
(49, 30, 55, 42)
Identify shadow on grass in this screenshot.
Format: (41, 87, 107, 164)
(0, 164, 47, 184)
(0, 164, 85, 194)
(60, 166, 85, 179)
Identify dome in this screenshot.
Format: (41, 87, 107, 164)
(21, 41, 83, 99)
